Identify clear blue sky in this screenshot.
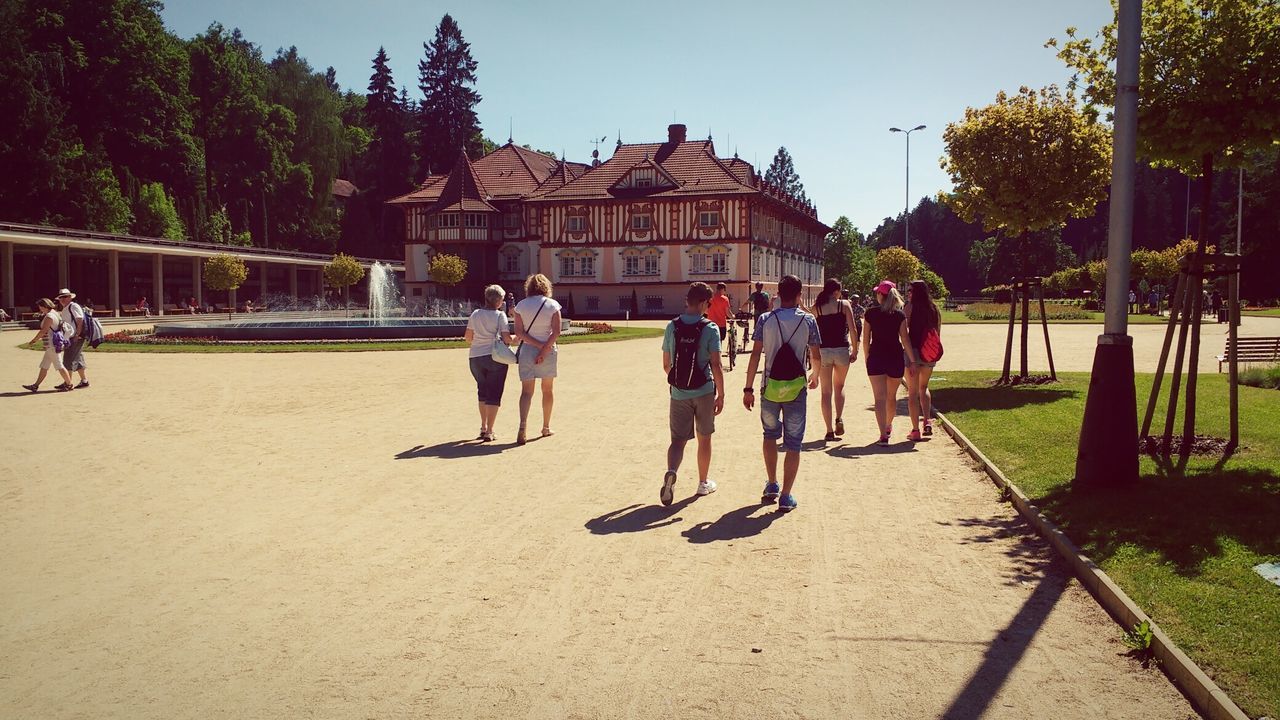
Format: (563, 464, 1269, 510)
(162, 0, 1114, 234)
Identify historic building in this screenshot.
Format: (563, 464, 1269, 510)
(389, 124, 828, 315)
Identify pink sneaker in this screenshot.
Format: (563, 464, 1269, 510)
(908, 430, 923, 441)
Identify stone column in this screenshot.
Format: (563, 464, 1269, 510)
(192, 256, 203, 306)
(1, 241, 14, 313)
(57, 245, 69, 290)
(259, 261, 269, 300)
(153, 253, 165, 315)
(108, 250, 120, 315)
(288, 264, 298, 299)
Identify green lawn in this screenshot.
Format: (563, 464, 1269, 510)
(1243, 308, 1280, 318)
(19, 326, 664, 353)
(940, 309, 1181, 325)
(932, 372, 1279, 719)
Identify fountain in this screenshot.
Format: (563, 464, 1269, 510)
(367, 261, 399, 325)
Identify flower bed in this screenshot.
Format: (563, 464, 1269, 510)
(963, 302, 1093, 321)
(570, 321, 615, 334)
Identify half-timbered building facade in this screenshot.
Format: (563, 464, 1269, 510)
(389, 124, 828, 315)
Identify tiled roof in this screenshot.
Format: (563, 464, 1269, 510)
(530, 159, 588, 196)
(529, 139, 757, 201)
(386, 142, 589, 206)
(432, 151, 498, 213)
(386, 175, 446, 205)
(722, 158, 754, 185)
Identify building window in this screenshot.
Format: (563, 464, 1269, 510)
(751, 249, 761, 275)
(566, 216, 586, 232)
(699, 210, 720, 228)
(560, 255, 576, 277)
(439, 213, 459, 228)
(464, 213, 487, 227)
(644, 253, 660, 276)
(579, 255, 595, 277)
(624, 255, 641, 276)
(632, 213, 651, 230)
(689, 245, 728, 275)
(710, 252, 727, 274)
(633, 169, 654, 188)
(412, 287, 423, 296)
(504, 211, 520, 229)
(644, 295, 663, 311)
(586, 296, 600, 311)
(618, 295, 631, 311)
(502, 249, 520, 274)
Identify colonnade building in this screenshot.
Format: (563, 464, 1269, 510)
(389, 123, 829, 315)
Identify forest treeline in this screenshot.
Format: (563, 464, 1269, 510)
(0, 1, 496, 259)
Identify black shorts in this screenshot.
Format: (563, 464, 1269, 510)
(866, 353, 905, 379)
(718, 326, 727, 342)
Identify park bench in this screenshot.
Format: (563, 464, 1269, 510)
(1216, 336, 1280, 372)
(120, 307, 149, 317)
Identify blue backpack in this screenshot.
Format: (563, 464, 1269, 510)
(80, 306, 105, 348)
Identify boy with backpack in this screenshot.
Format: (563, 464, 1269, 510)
(660, 282, 726, 506)
(742, 274, 821, 512)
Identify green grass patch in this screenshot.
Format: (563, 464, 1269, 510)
(1239, 365, 1280, 390)
(19, 326, 665, 353)
(1243, 308, 1280, 318)
(932, 371, 1280, 718)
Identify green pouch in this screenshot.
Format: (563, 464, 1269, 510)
(762, 375, 805, 403)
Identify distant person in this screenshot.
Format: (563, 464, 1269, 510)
(706, 282, 731, 345)
(22, 298, 74, 392)
(1128, 289, 1138, 314)
(742, 274, 821, 512)
(905, 280, 942, 440)
(1211, 289, 1224, 323)
(513, 273, 562, 445)
(188, 297, 200, 314)
(1148, 289, 1160, 315)
(849, 293, 865, 340)
(863, 280, 917, 446)
(809, 278, 858, 442)
(0, 308, 10, 322)
(136, 296, 151, 317)
(464, 284, 515, 442)
(659, 282, 725, 505)
(504, 292, 515, 315)
(56, 289, 89, 389)
(742, 282, 772, 336)
(244, 299, 255, 313)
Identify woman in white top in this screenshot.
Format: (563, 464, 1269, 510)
(512, 273, 563, 445)
(464, 284, 516, 442)
(22, 298, 74, 392)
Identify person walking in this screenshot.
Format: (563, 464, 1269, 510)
(660, 282, 725, 505)
(22, 298, 74, 392)
(706, 282, 731, 348)
(862, 280, 917, 446)
(743, 274, 821, 512)
(464, 284, 516, 442)
(742, 282, 772, 338)
(513, 274, 562, 445)
(56, 289, 89, 389)
(809, 278, 858, 442)
(904, 280, 942, 441)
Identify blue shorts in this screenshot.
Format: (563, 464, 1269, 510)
(761, 389, 807, 452)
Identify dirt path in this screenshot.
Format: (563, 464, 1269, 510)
(0, 329, 1196, 718)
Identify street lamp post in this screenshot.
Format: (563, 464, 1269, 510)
(890, 124, 926, 253)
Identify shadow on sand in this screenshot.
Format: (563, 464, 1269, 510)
(585, 497, 698, 534)
(395, 439, 515, 459)
(681, 502, 787, 544)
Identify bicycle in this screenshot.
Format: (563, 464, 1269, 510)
(725, 322, 737, 370)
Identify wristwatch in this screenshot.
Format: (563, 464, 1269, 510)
(743, 387, 754, 393)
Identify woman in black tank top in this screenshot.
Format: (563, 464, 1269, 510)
(863, 280, 918, 446)
(904, 279, 942, 441)
(809, 279, 859, 441)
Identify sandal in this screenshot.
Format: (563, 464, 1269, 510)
(923, 420, 933, 436)
(541, 427, 554, 438)
(834, 418, 845, 436)
(517, 427, 527, 446)
(877, 433, 890, 447)
(56, 384, 72, 392)
(824, 431, 837, 442)
(908, 430, 923, 441)
(481, 431, 495, 442)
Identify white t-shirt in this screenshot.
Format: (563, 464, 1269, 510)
(513, 296, 562, 344)
(466, 308, 509, 359)
(62, 302, 84, 339)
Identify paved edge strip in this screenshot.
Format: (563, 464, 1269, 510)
(934, 410, 1251, 720)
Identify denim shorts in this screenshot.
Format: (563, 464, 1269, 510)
(518, 344, 557, 381)
(469, 355, 509, 405)
(761, 389, 807, 452)
(819, 346, 851, 368)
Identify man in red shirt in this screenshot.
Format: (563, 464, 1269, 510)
(706, 282, 731, 344)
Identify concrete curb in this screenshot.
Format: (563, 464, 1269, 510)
(934, 410, 1252, 720)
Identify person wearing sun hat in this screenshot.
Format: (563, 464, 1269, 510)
(55, 288, 90, 389)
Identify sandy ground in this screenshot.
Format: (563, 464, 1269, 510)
(0, 318, 1233, 719)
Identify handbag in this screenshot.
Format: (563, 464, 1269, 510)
(487, 310, 518, 364)
(920, 327, 944, 363)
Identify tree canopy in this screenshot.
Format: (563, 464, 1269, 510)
(417, 13, 482, 176)
(764, 147, 807, 203)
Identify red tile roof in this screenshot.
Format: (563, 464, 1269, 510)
(529, 139, 757, 201)
(432, 151, 498, 213)
(386, 142, 588, 206)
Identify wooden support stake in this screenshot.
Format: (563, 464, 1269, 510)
(1227, 265, 1240, 449)
(1162, 272, 1193, 455)
(1019, 279, 1031, 378)
(1141, 271, 1185, 438)
(1001, 286, 1016, 383)
(1036, 282, 1056, 381)
(1182, 265, 1205, 456)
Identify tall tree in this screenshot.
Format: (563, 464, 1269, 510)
(823, 216, 864, 280)
(764, 147, 807, 202)
(417, 14, 482, 176)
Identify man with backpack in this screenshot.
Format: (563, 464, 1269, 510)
(56, 288, 90, 389)
(660, 282, 726, 506)
(743, 282, 772, 330)
(742, 275, 821, 512)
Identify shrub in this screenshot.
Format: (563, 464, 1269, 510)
(875, 247, 921, 288)
(429, 253, 468, 286)
(963, 302, 1093, 321)
(204, 254, 248, 292)
(1239, 365, 1280, 390)
(325, 253, 365, 291)
(571, 321, 615, 334)
(918, 267, 949, 301)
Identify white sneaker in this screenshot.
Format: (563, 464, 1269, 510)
(696, 479, 718, 496)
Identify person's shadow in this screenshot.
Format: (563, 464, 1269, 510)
(585, 497, 697, 534)
(682, 502, 785, 544)
(395, 440, 513, 459)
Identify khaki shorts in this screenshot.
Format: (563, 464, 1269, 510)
(670, 392, 716, 441)
(39, 344, 64, 371)
(819, 347, 852, 368)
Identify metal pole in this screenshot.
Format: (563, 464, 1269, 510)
(1074, 0, 1141, 488)
(1184, 175, 1190, 239)
(905, 132, 910, 253)
(1234, 168, 1243, 326)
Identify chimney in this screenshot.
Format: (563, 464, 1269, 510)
(667, 123, 687, 143)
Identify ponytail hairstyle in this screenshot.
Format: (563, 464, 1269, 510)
(36, 298, 56, 311)
(815, 277, 842, 309)
(909, 280, 940, 329)
(879, 287, 904, 313)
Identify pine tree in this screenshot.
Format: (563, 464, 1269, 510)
(764, 147, 807, 203)
(366, 47, 399, 131)
(417, 14, 482, 176)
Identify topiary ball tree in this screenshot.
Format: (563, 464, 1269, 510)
(203, 254, 248, 319)
(325, 253, 366, 311)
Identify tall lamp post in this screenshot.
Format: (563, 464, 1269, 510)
(889, 124, 926, 253)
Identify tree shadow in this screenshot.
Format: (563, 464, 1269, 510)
(1037, 467, 1280, 576)
(682, 503, 786, 544)
(939, 513, 1062, 587)
(585, 497, 697, 534)
(826, 442, 918, 458)
(395, 440, 515, 459)
(932, 386, 1079, 413)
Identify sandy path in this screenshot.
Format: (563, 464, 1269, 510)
(0, 328, 1197, 719)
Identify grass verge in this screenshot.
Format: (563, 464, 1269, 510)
(932, 371, 1279, 718)
(939, 309, 1176, 325)
(19, 326, 664, 353)
(1243, 308, 1280, 318)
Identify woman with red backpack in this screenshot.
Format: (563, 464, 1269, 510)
(905, 279, 943, 441)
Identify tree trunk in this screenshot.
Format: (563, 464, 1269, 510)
(1182, 152, 1213, 453)
(1019, 233, 1030, 378)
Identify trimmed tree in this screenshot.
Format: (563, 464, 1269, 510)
(325, 253, 365, 309)
(874, 247, 921, 288)
(428, 253, 467, 289)
(941, 84, 1111, 380)
(203, 254, 248, 319)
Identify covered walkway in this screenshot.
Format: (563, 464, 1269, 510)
(0, 223, 403, 317)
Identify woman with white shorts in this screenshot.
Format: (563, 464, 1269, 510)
(810, 278, 859, 442)
(22, 298, 74, 392)
(512, 273, 563, 445)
